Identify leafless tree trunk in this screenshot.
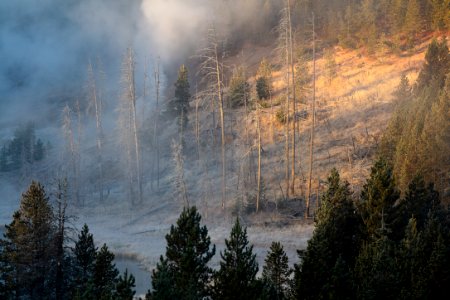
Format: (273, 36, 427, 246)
(256, 101, 262, 213)
(153, 57, 161, 191)
(62, 104, 80, 206)
(87, 61, 104, 203)
(171, 140, 189, 207)
(119, 48, 142, 205)
(306, 13, 316, 219)
(278, 4, 291, 198)
(288, 0, 297, 195)
(197, 25, 227, 210)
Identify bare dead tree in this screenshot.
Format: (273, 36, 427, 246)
(256, 99, 262, 213)
(119, 48, 142, 205)
(62, 104, 80, 205)
(87, 61, 104, 203)
(288, 0, 297, 195)
(197, 24, 227, 210)
(277, 5, 291, 197)
(153, 57, 161, 191)
(171, 139, 189, 207)
(306, 13, 316, 219)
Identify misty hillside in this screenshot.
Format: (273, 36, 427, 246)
(1, 0, 449, 299)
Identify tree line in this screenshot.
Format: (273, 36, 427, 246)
(2, 154, 449, 299)
(0, 181, 135, 299)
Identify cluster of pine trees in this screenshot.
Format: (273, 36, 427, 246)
(147, 157, 450, 300)
(380, 38, 450, 199)
(1, 155, 449, 299)
(287, 0, 449, 53)
(0, 182, 136, 299)
(0, 123, 47, 172)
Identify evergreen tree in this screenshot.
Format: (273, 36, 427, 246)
(150, 256, 180, 300)
(294, 169, 361, 300)
(73, 223, 97, 296)
(172, 64, 191, 129)
(228, 66, 251, 107)
(416, 38, 450, 91)
(93, 244, 119, 299)
(150, 206, 215, 299)
(114, 269, 136, 300)
(358, 158, 401, 240)
(354, 235, 401, 300)
(0, 181, 56, 299)
(262, 241, 292, 300)
(404, 0, 421, 46)
(256, 76, 271, 100)
(213, 218, 259, 300)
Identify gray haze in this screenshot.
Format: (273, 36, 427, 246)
(0, 0, 277, 127)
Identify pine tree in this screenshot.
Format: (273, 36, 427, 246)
(262, 241, 292, 300)
(0, 181, 56, 299)
(73, 223, 97, 296)
(416, 38, 450, 91)
(359, 158, 401, 240)
(150, 256, 180, 300)
(229, 66, 250, 107)
(354, 235, 401, 300)
(404, 0, 421, 45)
(172, 64, 191, 130)
(213, 218, 259, 300)
(114, 269, 136, 300)
(294, 169, 361, 300)
(93, 244, 119, 299)
(150, 206, 215, 299)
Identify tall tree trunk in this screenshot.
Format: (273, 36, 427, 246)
(256, 102, 262, 213)
(215, 43, 226, 210)
(88, 62, 104, 203)
(153, 58, 161, 191)
(288, 0, 297, 195)
(306, 13, 316, 219)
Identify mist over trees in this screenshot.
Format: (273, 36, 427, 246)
(0, 1, 449, 299)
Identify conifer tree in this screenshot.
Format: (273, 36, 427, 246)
(358, 158, 401, 240)
(0, 181, 56, 299)
(93, 244, 119, 299)
(262, 241, 292, 300)
(150, 206, 215, 299)
(294, 169, 361, 300)
(73, 223, 97, 296)
(416, 38, 450, 91)
(114, 269, 136, 300)
(213, 218, 259, 300)
(172, 64, 191, 130)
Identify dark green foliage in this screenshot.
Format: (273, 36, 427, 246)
(213, 218, 259, 300)
(294, 169, 362, 300)
(93, 244, 119, 299)
(359, 158, 401, 240)
(228, 67, 251, 108)
(150, 257, 180, 300)
(0, 181, 56, 299)
(353, 236, 401, 300)
(380, 40, 449, 198)
(114, 269, 136, 300)
(416, 38, 450, 91)
(262, 241, 292, 300)
(150, 206, 215, 300)
(0, 123, 47, 172)
(73, 224, 97, 296)
(256, 76, 271, 100)
(171, 64, 191, 129)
